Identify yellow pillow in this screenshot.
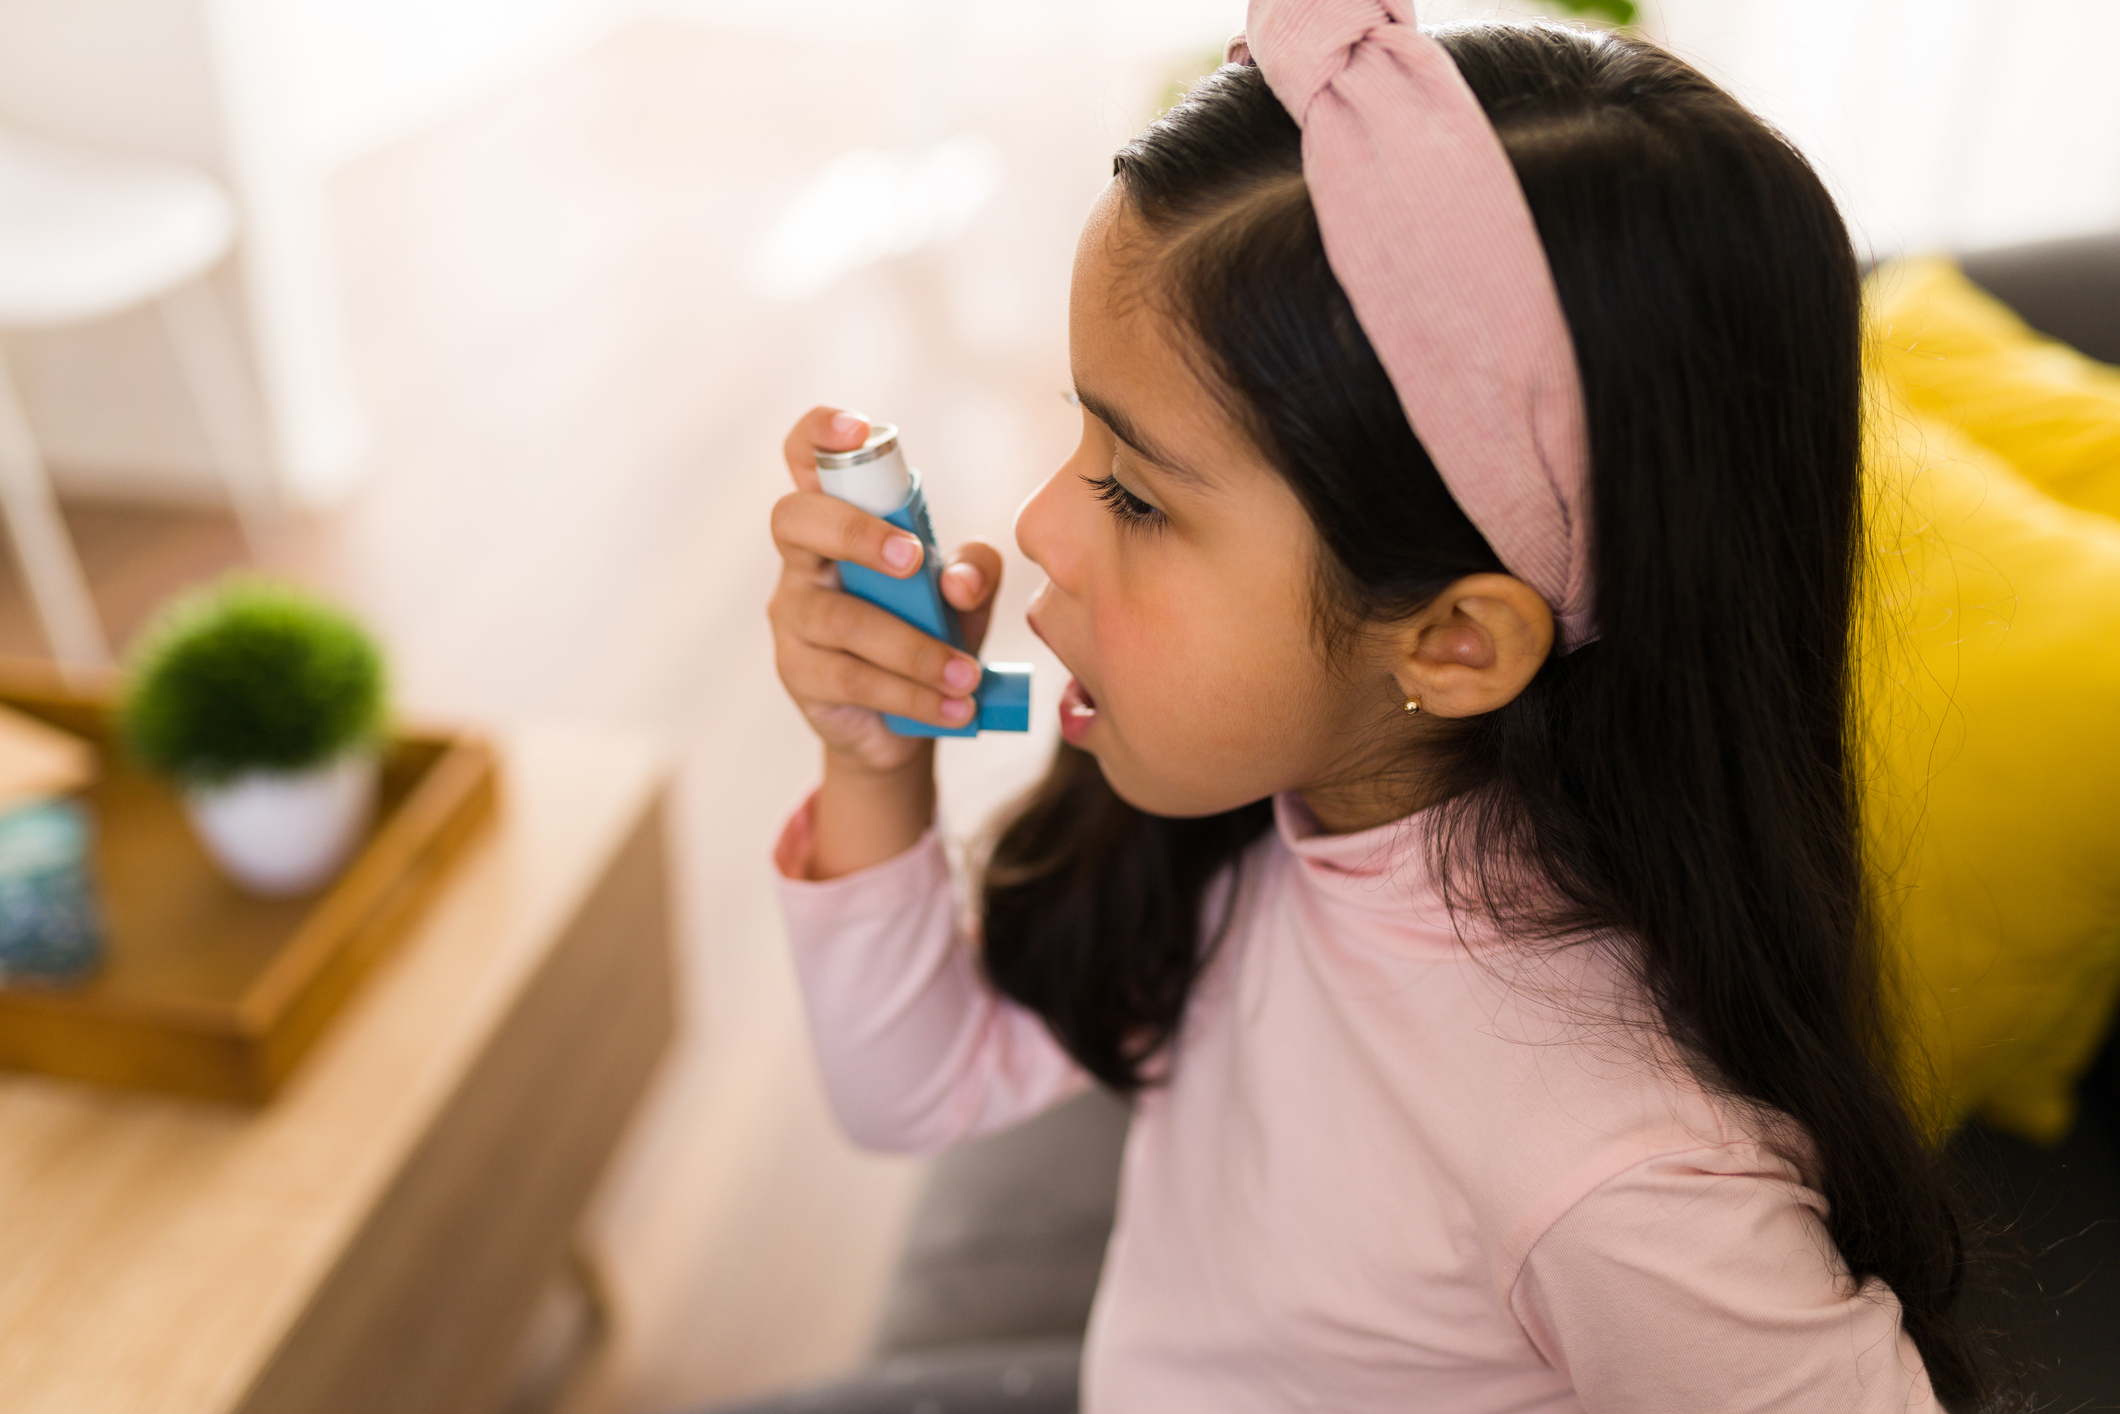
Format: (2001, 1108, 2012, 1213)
(1868, 256, 2120, 521)
(1860, 275, 2120, 1145)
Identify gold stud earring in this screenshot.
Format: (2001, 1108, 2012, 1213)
(1403, 696, 1422, 715)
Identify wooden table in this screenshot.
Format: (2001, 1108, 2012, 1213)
(0, 728, 676, 1414)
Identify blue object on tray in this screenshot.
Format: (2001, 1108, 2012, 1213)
(0, 799, 103, 984)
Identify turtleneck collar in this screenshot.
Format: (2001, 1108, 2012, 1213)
(1269, 792, 1518, 954)
(1271, 790, 1453, 919)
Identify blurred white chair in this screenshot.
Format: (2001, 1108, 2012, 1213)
(0, 126, 281, 670)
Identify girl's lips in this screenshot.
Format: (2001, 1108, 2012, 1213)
(1059, 676, 1098, 747)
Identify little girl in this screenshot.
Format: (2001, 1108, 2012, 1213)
(766, 5, 1987, 1410)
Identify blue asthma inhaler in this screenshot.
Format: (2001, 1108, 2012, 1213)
(815, 424, 1032, 738)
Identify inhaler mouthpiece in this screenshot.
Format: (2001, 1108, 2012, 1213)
(816, 425, 913, 516)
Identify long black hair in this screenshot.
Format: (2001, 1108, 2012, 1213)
(981, 22, 1993, 1408)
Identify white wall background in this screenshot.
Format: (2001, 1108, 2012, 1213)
(658, 0, 2120, 256)
(221, 0, 2120, 259)
(0, 0, 2114, 508)
(1648, 0, 2120, 255)
(0, 0, 638, 506)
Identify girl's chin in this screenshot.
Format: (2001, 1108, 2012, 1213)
(1091, 749, 1246, 821)
(1059, 676, 1099, 747)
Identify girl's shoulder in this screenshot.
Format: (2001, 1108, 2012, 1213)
(1445, 979, 1819, 1321)
(1249, 835, 1813, 1235)
(1444, 936, 1805, 1225)
(1220, 794, 1815, 1255)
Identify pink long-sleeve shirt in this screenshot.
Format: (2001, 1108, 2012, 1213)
(773, 790, 1939, 1413)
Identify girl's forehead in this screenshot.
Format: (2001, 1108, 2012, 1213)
(1066, 186, 1283, 496)
(1070, 201, 1183, 371)
(1074, 180, 1127, 263)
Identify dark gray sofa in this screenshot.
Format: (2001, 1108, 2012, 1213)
(703, 232, 2120, 1414)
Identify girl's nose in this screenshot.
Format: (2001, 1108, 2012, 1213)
(1014, 467, 1078, 592)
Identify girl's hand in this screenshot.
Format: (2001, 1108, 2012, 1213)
(769, 407, 1005, 777)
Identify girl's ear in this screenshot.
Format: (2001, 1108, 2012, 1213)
(1389, 573, 1554, 717)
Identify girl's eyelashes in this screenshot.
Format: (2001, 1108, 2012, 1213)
(1083, 472, 1165, 531)
(1066, 390, 1164, 530)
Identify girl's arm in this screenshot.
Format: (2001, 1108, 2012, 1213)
(774, 793, 1088, 1153)
(1509, 1148, 1939, 1412)
(767, 406, 1085, 1150)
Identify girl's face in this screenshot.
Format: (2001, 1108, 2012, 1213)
(1016, 186, 1413, 824)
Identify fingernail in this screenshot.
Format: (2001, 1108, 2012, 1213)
(945, 562, 983, 597)
(941, 698, 973, 723)
(830, 412, 866, 438)
(884, 535, 921, 572)
(944, 658, 979, 692)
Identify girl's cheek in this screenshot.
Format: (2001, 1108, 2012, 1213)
(1089, 551, 1160, 647)
(1084, 595, 1132, 681)
(1092, 579, 1190, 720)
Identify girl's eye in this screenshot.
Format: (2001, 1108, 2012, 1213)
(1082, 473, 1164, 530)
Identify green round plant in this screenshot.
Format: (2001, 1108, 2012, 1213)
(121, 581, 386, 786)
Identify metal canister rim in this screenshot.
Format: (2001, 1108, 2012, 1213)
(814, 423, 901, 471)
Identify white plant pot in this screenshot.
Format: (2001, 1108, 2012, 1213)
(183, 752, 379, 897)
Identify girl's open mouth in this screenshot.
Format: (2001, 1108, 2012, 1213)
(1059, 676, 1098, 747)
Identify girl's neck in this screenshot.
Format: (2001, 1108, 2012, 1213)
(1295, 715, 1461, 834)
(1297, 773, 1446, 835)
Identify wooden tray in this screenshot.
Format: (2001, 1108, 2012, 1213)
(0, 662, 497, 1104)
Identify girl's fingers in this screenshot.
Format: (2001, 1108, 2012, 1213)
(777, 639, 975, 728)
(771, 490, 924, 579)
(772, 407, 986, 745)
(939, 539, 1004, 612)
(783, 407, 870, 493)
(942, 539, 1005, 655)
(787, 583, 982, 694)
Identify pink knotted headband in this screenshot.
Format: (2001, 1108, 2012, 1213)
(1230, 0, 1596, 649)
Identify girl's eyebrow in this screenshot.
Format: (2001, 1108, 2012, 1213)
(1071, 384, 1206, 487)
